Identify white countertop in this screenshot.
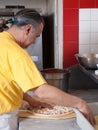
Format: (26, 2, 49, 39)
(19, 102, 98, 130)
(19, 117, 80, 130)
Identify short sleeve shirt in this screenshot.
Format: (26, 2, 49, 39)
(0, 31, 46, 114)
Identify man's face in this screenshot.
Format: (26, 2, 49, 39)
(21, 23, 43, 48)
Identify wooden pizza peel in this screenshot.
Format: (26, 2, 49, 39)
(20, 97, 76, 119)
(18, 110, 76, 119)
(95, 115, 98, 130)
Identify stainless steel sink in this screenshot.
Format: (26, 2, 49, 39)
(75, 53, 98, 69)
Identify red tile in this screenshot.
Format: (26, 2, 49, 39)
(73, 43, 79, 53)
(63, 40, 79, 68)
(63, 0, 79, 8)
(80, 0, 96, 8)
(63, 42, 78, 56)
(63, 57, 77, 68)
(63, 9, 79, 25)
(96, 0, 98, 7)
(63, 26, 79, 31)
(63, 28, 78, 41)
(63, 48, 73, 57)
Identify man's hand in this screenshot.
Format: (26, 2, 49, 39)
(34, 84, 96, 126)
(77, 100, 96, 126)
(23, 92, 52, 109)
(28, 99, 52, 109)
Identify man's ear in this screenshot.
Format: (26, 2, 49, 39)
(25, 24, 32, 35)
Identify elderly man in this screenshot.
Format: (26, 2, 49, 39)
(0, 9, 95, 130)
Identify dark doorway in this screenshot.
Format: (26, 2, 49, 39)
(42, 14, 54, 69)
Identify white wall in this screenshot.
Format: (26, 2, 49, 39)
(79, 9, 98, 54)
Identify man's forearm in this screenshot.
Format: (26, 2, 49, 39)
(23, 93, 33, 103)
(33, 84, 84, 108)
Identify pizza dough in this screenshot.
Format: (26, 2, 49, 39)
(20, 100, 74, 119)
(32, 105, 73, 117)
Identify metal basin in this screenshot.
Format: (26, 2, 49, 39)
(41, 68, 70, 92)
(75, 53, 98, 69)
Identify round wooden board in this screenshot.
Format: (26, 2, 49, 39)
(18, 111, 76, 119)
(95, 115, 98, 130)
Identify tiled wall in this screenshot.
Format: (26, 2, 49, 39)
(63, 0, 98, 68)
(79, 9, 98, 54)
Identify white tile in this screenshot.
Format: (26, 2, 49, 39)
(89, 45, 98, 53)
(79, 9, 90, 20)
(91, 21, 98, 32)
(91, 33, 98, 44)
(79, 21, 90, 32)
(91, 9, 98, 20)
(79, 8, 98, 54)
(79, 45, 90, 54)
(79, 33, 90, 44)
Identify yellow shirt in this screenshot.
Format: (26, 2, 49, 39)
(0, 31, 46, 114)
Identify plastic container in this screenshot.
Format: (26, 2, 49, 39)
(41, 68, 70, 92)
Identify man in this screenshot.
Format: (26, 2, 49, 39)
(0, 9, 95, 130)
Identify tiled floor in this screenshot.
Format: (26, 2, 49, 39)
(69, 89, 98, 103)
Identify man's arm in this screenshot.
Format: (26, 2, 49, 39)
(33, 83, 95, 126)
(23, 92, 52, 108)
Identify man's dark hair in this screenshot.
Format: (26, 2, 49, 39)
(11, 9, 44, 29)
